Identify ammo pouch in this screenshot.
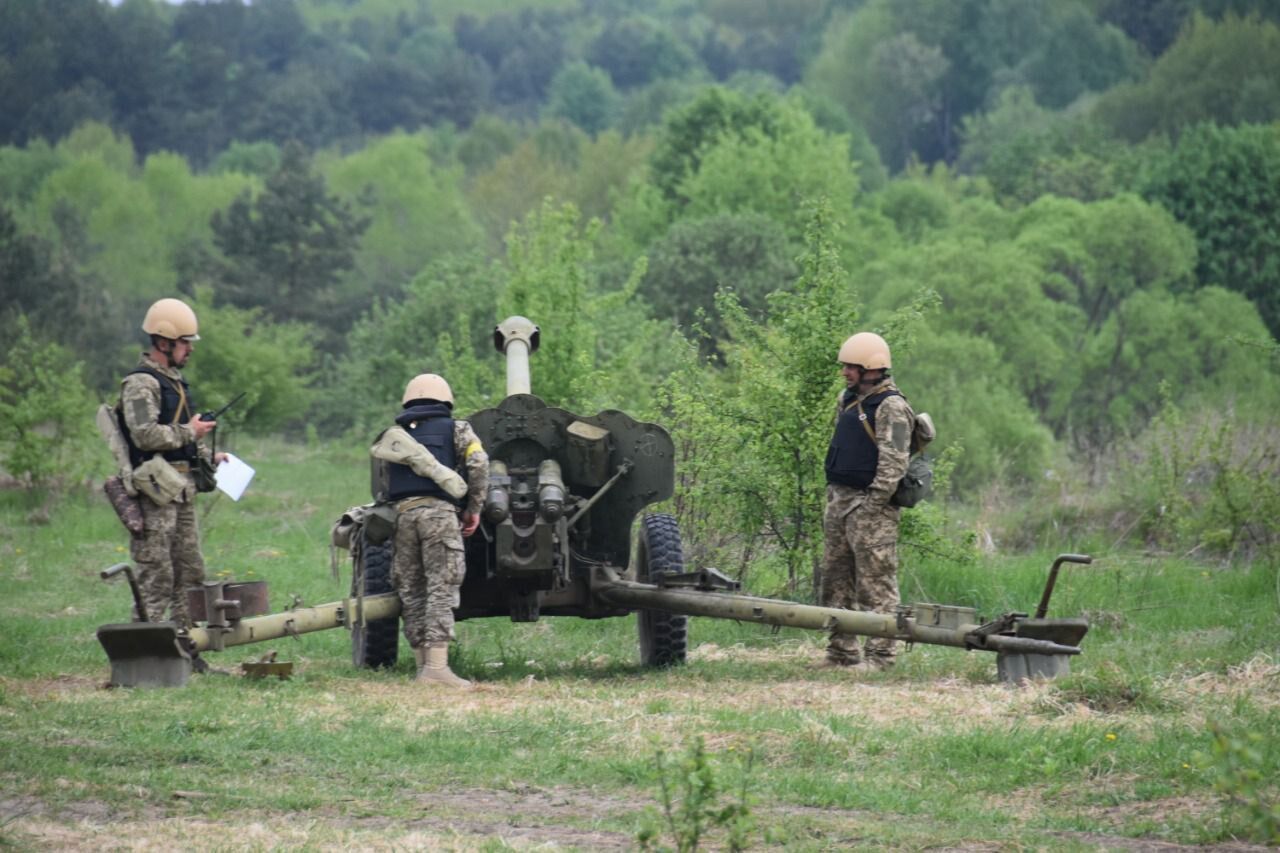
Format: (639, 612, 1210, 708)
(132, 456, 187, 505)
(364, 504, 399, 545)
(192, 455, 218, 493)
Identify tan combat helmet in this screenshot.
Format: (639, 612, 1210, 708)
(402, 373, 454, 405)
(838, 332, 891, 369)
(142, 298, 200, 341)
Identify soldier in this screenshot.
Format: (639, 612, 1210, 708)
(120, 298, 225, 628)
(821, 332, 915, 670)
(371, 374, 489, 688)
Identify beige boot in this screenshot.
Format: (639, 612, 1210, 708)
(417, 644, 472, 689)
(412, 645, 428, 677)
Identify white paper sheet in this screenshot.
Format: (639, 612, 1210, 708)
(215, 453, 255, 501)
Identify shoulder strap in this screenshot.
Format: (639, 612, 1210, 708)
(850, 389, 901, 443)
(854, 400, 877, 442)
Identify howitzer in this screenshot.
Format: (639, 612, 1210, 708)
(97, 316, 1092, 687)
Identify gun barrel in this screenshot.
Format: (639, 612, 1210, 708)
(186, 593, 401, 652)
(593, 571, 1082, 656)
(493, 316, 540, 397)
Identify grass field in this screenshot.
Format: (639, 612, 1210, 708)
(1, 436, 1278, 850)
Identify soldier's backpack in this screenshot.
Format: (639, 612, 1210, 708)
(891, 412, 936, 508)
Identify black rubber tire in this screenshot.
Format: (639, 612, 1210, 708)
(636, 513, 689, 667)
(351, 530, 400, 669)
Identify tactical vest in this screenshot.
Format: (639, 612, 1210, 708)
(824, 388, 901, 489)
(119, 367, 198, 467)
(387, 403, 461, 505)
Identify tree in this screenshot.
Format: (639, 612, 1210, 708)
(1093, 14, 1280, 142)
(498, 200, 668, 415)
(666, 199, 871, 595)
(324, 253, 505, 436)
(321, 131, 484, 300)
(546, 62, 621, 136)
(1142, 122, 1280, 336)
(1071, 286, 1278, 446)
(200, 141, 369, 339)
(641, 212, 797, 350)
(181, 289, 317, 434)
(587, 16, 695, 90)
(957, 87, 1135, 204)
(894, 330, 1054, 490)
(647, 87, 782, 205)
(863, 32, 950, 172)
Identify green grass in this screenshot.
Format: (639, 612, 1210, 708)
(1, 435, 1278, 848)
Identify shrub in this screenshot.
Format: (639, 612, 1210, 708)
(0, 316, 97, 494)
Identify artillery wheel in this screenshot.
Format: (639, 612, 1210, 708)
(636, 513, 689, 667)
(351, 530, 400, 669)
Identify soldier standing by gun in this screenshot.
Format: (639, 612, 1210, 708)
(821, 332, 915, 671)
(371, 374, 488, 689)
(117, 298, 226, 631)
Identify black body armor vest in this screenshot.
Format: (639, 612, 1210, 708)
(120, 367, 198, 467)
(824, 388, 901, 489)
(387, 403, 461, 505)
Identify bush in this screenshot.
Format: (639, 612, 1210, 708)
(1119, 383, 1280, 565)
(181, 289, 318, 434)
(0, 316, 98, 494)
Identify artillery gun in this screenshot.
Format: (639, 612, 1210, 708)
(97, 316, 1091, 687)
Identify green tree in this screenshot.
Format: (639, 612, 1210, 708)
(647, 87, 782, 206)
(546, 62, 621, 136)
(321, 130, 484, 300)
(680, 114, 857, 239)
(864, 236, 1084, 419)
(1071, 286, 1278, 445)
(1093, 14, 1280, 142)
(667, 199, 864, 594)
(957, 87, 1137, 204)
(199, 141, 370, 338)
(498, 200, 668, 415)
(587, 16, 695, 90)
(181, 289, 318, 434)
(640, 212, 797, 349)
(325, 254, 505, 436)
(1142, 122, 1280, 336)
(893, 330, 1054, 490)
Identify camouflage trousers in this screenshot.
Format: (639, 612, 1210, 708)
(130, 495, 205, 626)
(821, 485, 901, 665)
(392, 504, 466, 648)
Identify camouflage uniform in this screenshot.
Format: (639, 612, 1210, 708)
(120, 355, 210, 625)
(371, 422, 488, 648)
(821, 379, 913, 666)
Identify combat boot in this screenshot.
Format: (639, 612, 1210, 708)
(412, 645, 427, 676)
(417, 644, 471, 689)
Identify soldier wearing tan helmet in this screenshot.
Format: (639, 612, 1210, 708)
(821, 331, 916, 670)
(370, 373, 489, 688)
(116, 298, 226, 646)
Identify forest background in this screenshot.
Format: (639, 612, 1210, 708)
(1, 0, 1279, 592)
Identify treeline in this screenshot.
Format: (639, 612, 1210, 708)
(2, 0, 1278, 571)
